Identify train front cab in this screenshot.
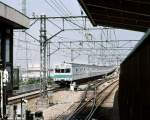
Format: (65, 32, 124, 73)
(53, 65, 72, 86)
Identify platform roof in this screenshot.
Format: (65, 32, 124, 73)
(0, 2, 29, 29)
(78, 0, 150, 32)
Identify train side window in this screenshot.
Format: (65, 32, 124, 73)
(66, 68, 70, 73)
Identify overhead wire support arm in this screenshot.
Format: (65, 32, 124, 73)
(47, 48, 60, 56)
(64, 18, 85, 29)
(56, 27, 113, 31)
(45, 30, 64, 43)
(48, 40, 139, 44)
(29, 18, 39, 27)
(47, 42, 61, 56)
(25, 31, 40, 42)
(47, 19, 63, 30)
(30, 16, 87, 20)
(30, 16, 87, 30)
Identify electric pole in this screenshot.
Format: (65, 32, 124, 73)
(22, 0, 26, 15)
(40, 15, 48, 97)
(22, 0, 29, 80)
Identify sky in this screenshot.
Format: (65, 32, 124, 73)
(0, 0, 144, 70)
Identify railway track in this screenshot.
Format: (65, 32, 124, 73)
(54, 79, 107, 120)
(54, 75, 117, 120)
(85, 80, 118, 120)
(66, 78, 118, 120)
(8, 74, 118, 120)
(8, 86, 62, 105)
(8, 75, 116, 105)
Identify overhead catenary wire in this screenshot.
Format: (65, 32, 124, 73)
(42, 0, 96, 62)
(44, 0, 64, 16)
(14, 38, 40, 46)
(27, 0, 126, 66)
(44, 0, 86, 34)
(59, 0, 72, 15)
(51, 0, 70, 16)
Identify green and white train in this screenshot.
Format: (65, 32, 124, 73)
(49, 62, 115, 85)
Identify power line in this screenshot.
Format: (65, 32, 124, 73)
(45, 0, 87, 35)
(51, 0, 68, 16)
(14, 38, 40, 46)
(59, 0, 72, 15)
(44, 0, 63, 16)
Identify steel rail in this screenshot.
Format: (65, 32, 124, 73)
(85, 81, 118, 120)
(55, 79, 103, 120)
(8, 86, 61, 105)
(66, 78, 118, 120)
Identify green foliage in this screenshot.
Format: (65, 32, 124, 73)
(26, 79, 40, 84)
(20, 77, 53, 85)
(20, 78, 40, 85)
(47, 77, 53, 85)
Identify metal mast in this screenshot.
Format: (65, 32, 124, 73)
(22, 0, 29, 80)
(40, 15, 48, 97)
(22, 0, 26, 15)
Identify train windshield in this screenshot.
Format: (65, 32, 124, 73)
(55, 68, 71, 73)
(61, 69, 65, 73)
(55, 69, 61, 73)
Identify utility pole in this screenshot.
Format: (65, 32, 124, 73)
(35, 14, 49, 110)
(47, 41, 51, 83)
(22, 0, 26, 15)
(71, 49, 73, 63)
(88, 55, 90, 64)
(22, 0, 29, 81)
(21, 1, 28, 119)
(40, 15, 48, 97)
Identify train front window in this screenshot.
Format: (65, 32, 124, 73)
(65, 68, 70, 73)
(55, 69, 60, 73)
(61, 69, 65, 73)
